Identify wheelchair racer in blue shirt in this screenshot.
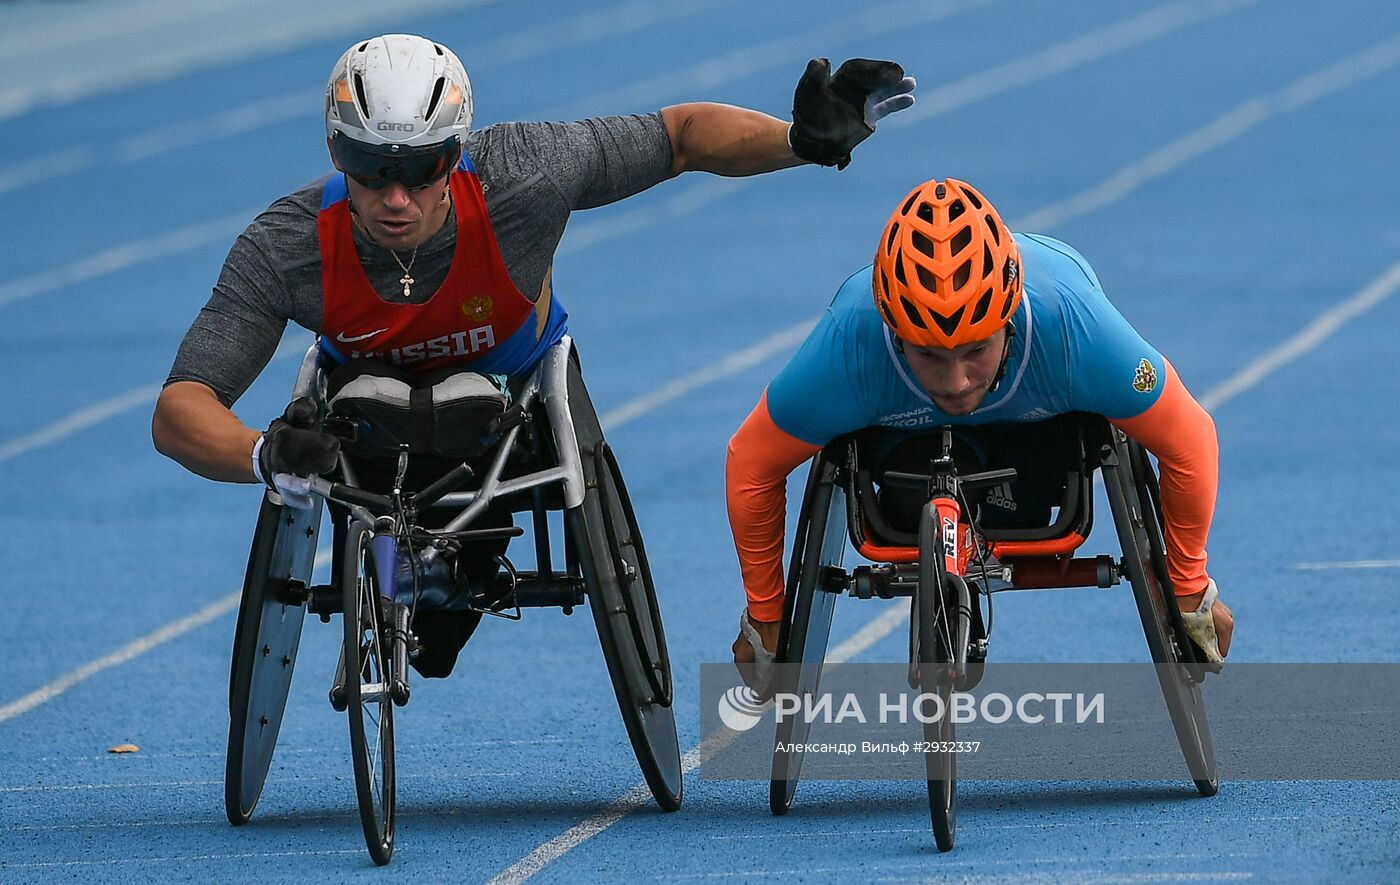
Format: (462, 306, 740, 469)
(727, 178, 1233, 686)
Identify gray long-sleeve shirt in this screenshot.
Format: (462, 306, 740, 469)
(166, 113, 673, 406)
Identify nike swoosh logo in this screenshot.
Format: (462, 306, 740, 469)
(335, 328, 388, 343)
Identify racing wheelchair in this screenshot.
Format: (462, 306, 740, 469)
(223, 336, 680, 865)
(768, 414, 1218, 852)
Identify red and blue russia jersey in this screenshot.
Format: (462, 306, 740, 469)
(315, 153, 568, 376)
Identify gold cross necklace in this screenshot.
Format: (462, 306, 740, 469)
(390, 246, 419, 299)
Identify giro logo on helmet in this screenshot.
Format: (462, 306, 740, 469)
(376, 121, 417, 132)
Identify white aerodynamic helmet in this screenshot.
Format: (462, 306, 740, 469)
(325, 34, 473, 189)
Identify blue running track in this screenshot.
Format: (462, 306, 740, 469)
(2, 0, 1399, 881)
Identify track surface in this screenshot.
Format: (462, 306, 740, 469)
(2, 1, 1399, 881)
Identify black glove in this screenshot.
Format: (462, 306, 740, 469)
(789, 58, 914, 170)
(257, 396, 340, 484)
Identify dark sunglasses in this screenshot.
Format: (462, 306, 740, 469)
(330, 133, 461, 191)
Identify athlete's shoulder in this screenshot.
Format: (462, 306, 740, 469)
(238, 179, 326, 274)
(827, 264, 882, 323)
(1017, 233, 1104, 292)
(266, 179, 325, 220)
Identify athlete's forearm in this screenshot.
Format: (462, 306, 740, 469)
(152, 381, 262, 483)
(1110, 361, 1218, 596)
(661, 103, 803, 178)
(726, 392, 822, 622)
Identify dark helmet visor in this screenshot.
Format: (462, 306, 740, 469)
(330, 134, 461, 191)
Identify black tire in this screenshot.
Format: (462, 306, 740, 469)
(343, 519, 396, 865)
(1103, 432, 1217, 797)
(225, 498, 314, 826)
(769, 450, 846, 816)
(566, 360, 683, 812)
(915, 503, 957, 853)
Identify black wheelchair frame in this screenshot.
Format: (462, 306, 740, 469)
(224, 336, 681, 865)
(769, 415, 1217, 852)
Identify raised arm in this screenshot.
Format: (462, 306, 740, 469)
(661, 102, 800, 177)
(663, 57, 915, 177)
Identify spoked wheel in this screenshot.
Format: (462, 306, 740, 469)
(914, 503, 958, 853)
(1103, 432, 1218, 797)
(566, 359, 682, 812)
(342, 519, 396, 865)
(769, 448, 847, 816)
(226, 497, 317, 825)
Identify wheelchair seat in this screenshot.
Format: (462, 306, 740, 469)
(327, 360, 514, 459)
(846, 414, 1100, 562)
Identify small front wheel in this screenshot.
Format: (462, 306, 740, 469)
(342, 519, 396, 865)
(915, 502, 957, 853)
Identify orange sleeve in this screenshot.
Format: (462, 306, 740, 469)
(726, 391, 823, 622)
(1110, 361, 1218, 596)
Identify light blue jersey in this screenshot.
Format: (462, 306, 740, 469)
(766, 234, 1166, 446)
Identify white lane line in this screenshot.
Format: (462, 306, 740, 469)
(0, 384, 163, 462)
(0, 0, 1238, 305)
(0, 547, 330, 725)
(31, 735, 567, 763)
(485, 34, 1400, 883)
(1017, 32, 1400, 232)
(484, 604, 907, 885)
(534, 0, 992, 121)
(912, 875, 1254, 885)
(657, 855, 1261, 877)
(1, 848, 372, 870)
(0, 0, 1267, 453)
(0, 780, 223, 793)
(0, 595, 240, 722)
(0, 334, 313, 464)
(599, 320, 817, 429)
(890, 0, 1258, 127)
(0, 769, 522, 792)
(1200, 257, 1400, 411)
(0, 208, 255, 308)
(0, 323, 836, 722)
(5, 5, 1389, 861)
(0, 0, 497, 122)
(1294, 559, 1400, 571)
(706, 815, 1304, 838)
(0, 0, 741, 197)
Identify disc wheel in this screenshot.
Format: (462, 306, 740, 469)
(226, 498, 311, 825)
(342, 519, 396, 865)
(566, 359, 682, 811)
(769, 448, 846, 816)
(1104, 432, 1217, 797)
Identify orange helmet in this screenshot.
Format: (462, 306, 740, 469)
(873, 178, 1022, 348)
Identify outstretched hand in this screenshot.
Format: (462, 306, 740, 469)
(789, 58, 916, 169)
